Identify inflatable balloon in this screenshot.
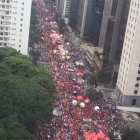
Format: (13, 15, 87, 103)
(92, 136, 98, 140)
(80, 102, 85, 108)
(104, 137, 110, 140)
(84, 132, 90, 137)
(94, 106, 100, 111)
(86, 134, 92, 140)
(85, 98, 90, 104)
(72, 100, 77, 106)
(53, 109, 59, 116)
(91, 133, 96, 138)
(97, 131, 105, 140)
(77, 95, 83, 100)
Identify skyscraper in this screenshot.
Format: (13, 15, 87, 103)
(103, 0, 130, 61)
(58, 0, 71, 24)
(69, 0, 80, 29)
(90, 0, 105, 46)
(115, 0, 140, 107)
(76, 0, 112, 45)
(0, 0, 32, 55)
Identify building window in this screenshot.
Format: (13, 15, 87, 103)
(20, 24, 22, 26)
(19, 45, 21, 47)
(138, 70, 140, 74)
(135, 84, 139, 87)
(20, 29, 22, 32)
(137, 77, 140, 80)
(21, 18, 23, 21)
(134, 90, 138, 94)
(22, 2, 24, 5)
(132, 99, 137, 106)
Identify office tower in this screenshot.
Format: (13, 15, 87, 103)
(90, 0, 105, 46)
(76, 0, 112, 45)
(98, 0, 113, 47)
(0, 0, 32, 55)
(103, 0, 130, 61)
(58, 0, 71, 23)
(76, 0, 94, 41)
(115, 0, 140, 107)
(69, 0, 80, 29)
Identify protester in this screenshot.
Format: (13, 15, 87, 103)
(35, 1, 124, 140)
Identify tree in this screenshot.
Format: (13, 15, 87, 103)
(121, 127, 140, 140)
(0, 47, 56, 139)
(29, 2, 45, 64)
(89, 74, 98, 87)
(30, 49, 41, 66)
(86, 88, 103, 101)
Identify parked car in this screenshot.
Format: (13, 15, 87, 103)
(127, 114, 135, 123)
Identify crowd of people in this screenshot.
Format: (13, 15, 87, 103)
(34, 0, 124, 140)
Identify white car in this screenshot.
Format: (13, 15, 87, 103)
(127, 115, 135, 123)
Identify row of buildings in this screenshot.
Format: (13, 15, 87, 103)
(0, 0, 32, 55)
(56, 0, 140, 107)
(0, 0, 140, 107)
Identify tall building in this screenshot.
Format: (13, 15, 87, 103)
(58, 0, 71, 24)
(90, 0, 105, 46)
(76, 0, 89, 40)
(103, 0, 130, 61)
(98, 0, 113, 48)
(115, 0, 140, 107)
(69, 0, 80, 29)
(0, 0, 32, 55)
(76, 0, 96, 41)
(76, 0, 112, 45)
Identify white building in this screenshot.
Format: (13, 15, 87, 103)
(0, 0, 32, 55)
(115, 0, 140, 107)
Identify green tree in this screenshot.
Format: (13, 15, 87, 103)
(122, 127, 140, 140)
(86, 88, 103, 101)
(29, 2, 44, 64)
(30, 49, 41, 66)
(89, 74, 98, 87)
(0, 47, 56, 139)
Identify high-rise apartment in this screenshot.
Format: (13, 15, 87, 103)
(115, 0, 140, 107)
(103, 0, 130, 61)
(0, 0, 32, 55)
(76, 0, 112, 45)
(90, 0, 105, 46)
(58, 0, 71, 23)
(69, 0, 80, 29)
(76, 0, 95, 40)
